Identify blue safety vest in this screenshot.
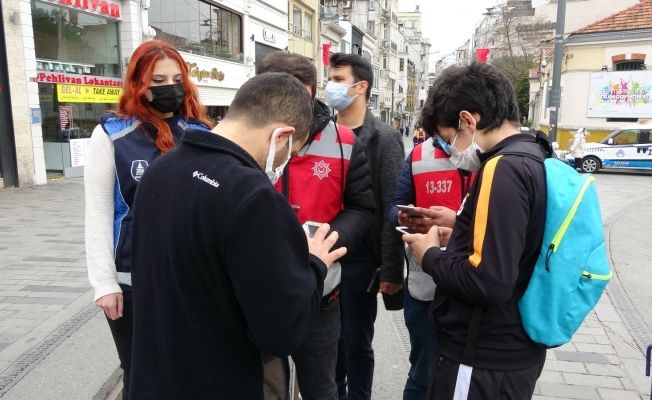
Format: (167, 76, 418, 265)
(100, 113, 210, 289)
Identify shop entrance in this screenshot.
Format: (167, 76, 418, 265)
(39, 83, 116, 172)
(32, 1, 121, 174)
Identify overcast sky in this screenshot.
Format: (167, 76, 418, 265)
(398, 0, 498, 64)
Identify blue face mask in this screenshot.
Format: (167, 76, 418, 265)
(437, 136, 452, 155)
(325, 81, 360, 111)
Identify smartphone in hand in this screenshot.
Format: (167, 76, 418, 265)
(397, 205, 424, 218)
(396, 226, 416, 235)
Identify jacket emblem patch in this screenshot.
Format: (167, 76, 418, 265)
(131, 160, 149, 182)
(312, 160, 332, 180)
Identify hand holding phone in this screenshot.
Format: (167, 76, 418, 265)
(395, 226, 416, 235)
(397, 205, 424, 218)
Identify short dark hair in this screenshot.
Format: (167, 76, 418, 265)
(225, 73, 313, 141)
(330, 53, 373, 100)
(420, 62, 520, 136)
(257, 52, 317, 100)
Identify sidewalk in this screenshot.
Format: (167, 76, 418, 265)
(0, 170, 650, 399)
(0, 178, 119, 399)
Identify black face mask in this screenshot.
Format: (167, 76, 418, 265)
(148, 83, 186, 113)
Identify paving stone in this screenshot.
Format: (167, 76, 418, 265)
(19, 285, 58, 292)
(0, 297, 38, 304)
(554, 350, 610, 364)
(595, 335, 612, 345)
(25, 292, 80, 299)
(594, 302, 623, 323)
(538, 382, 600, 399)
(576, 327, 608, 336)
(0, 291, 31, 298)
(596, 388, 642, 400)
(543, 359, 588, 374)
(3, 304, 48, 312)
(538, 370, 565, 384)
(585, 363, 628, 377)
(621, 357, 652, 396)
(563, 373, 622, 389)
(0, 319, 46, 328)
(24, 256, 79, 263)
(608, 332, 644, 360)
(574, 343, 616, 355)
(556, 342, 577, 352)
(33, 298, 72, 305)
(572, 334, 597, 344)
(64, 272, 88, 277)
(545, 350, 556, 360)
(620, 377, 637, 391)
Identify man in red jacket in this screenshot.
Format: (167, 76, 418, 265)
(258, 52, 375, 400)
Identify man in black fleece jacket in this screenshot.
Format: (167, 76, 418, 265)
(404, 63, 550, 400)
(128, 73, 347, 399)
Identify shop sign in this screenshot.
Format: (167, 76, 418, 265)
(186, 62, 225, 82)
(57, 84, 122, 103)
(37, 72, 123, 87)
(42, 0, 122, 20)
(39, 94, 53, 102)
(263, 29, 276, 44)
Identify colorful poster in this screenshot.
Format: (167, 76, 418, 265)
(57, 84, 122, 103)
(587, 71, 652, 118)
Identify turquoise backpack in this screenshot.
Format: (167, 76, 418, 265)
(502, 142, 612, 348)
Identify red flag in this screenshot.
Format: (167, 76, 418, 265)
(323, 44, 331, 67)
(476, 48, 490, 63)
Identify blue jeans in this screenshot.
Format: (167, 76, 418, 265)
(336, 243, 378, 400)
(291, 299, 341, 400)
(403, 281, 437, 400)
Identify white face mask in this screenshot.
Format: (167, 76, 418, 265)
(449, 119, 483, 172)
(265, 128, 293, 184)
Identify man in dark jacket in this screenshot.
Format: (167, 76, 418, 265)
(326, 53, 405, 400)
(403, 62, 549, 400)
(128, 73, 347, 399)
(257, 52, 375, 400)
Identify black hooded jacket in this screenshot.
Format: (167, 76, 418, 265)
(422, 133, 552, 371)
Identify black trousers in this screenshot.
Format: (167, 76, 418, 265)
(106, 290, 133, 400)
(427, 350, 545, 400)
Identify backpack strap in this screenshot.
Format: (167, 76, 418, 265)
(497, 141, 547, 164)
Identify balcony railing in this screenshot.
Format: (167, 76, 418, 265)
(288, 23, 313, 41)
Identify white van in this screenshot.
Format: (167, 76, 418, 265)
(573, 123, 652, 173)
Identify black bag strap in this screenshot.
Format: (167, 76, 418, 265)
(497, 141, 546, 163)
(461, 305, 484, 366)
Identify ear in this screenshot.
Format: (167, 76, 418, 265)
(356, 81, 369, 97)
(459, 111, 478, 132)
(272, 126, 296, 143)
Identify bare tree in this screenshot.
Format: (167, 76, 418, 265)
(487, 0, 552, 119)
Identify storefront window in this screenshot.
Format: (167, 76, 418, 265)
(32, 1, 120, 172)
(149, 0, 243, 63)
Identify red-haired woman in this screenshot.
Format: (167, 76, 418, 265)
(84, 40, 212, 399)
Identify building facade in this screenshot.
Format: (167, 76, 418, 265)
(530, 1, 652, 147)
(1, 0, 435, 188)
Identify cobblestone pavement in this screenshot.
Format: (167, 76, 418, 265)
(0, 153, 651, 399)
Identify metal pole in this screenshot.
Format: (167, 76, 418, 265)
(548, 0, 567, 142)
